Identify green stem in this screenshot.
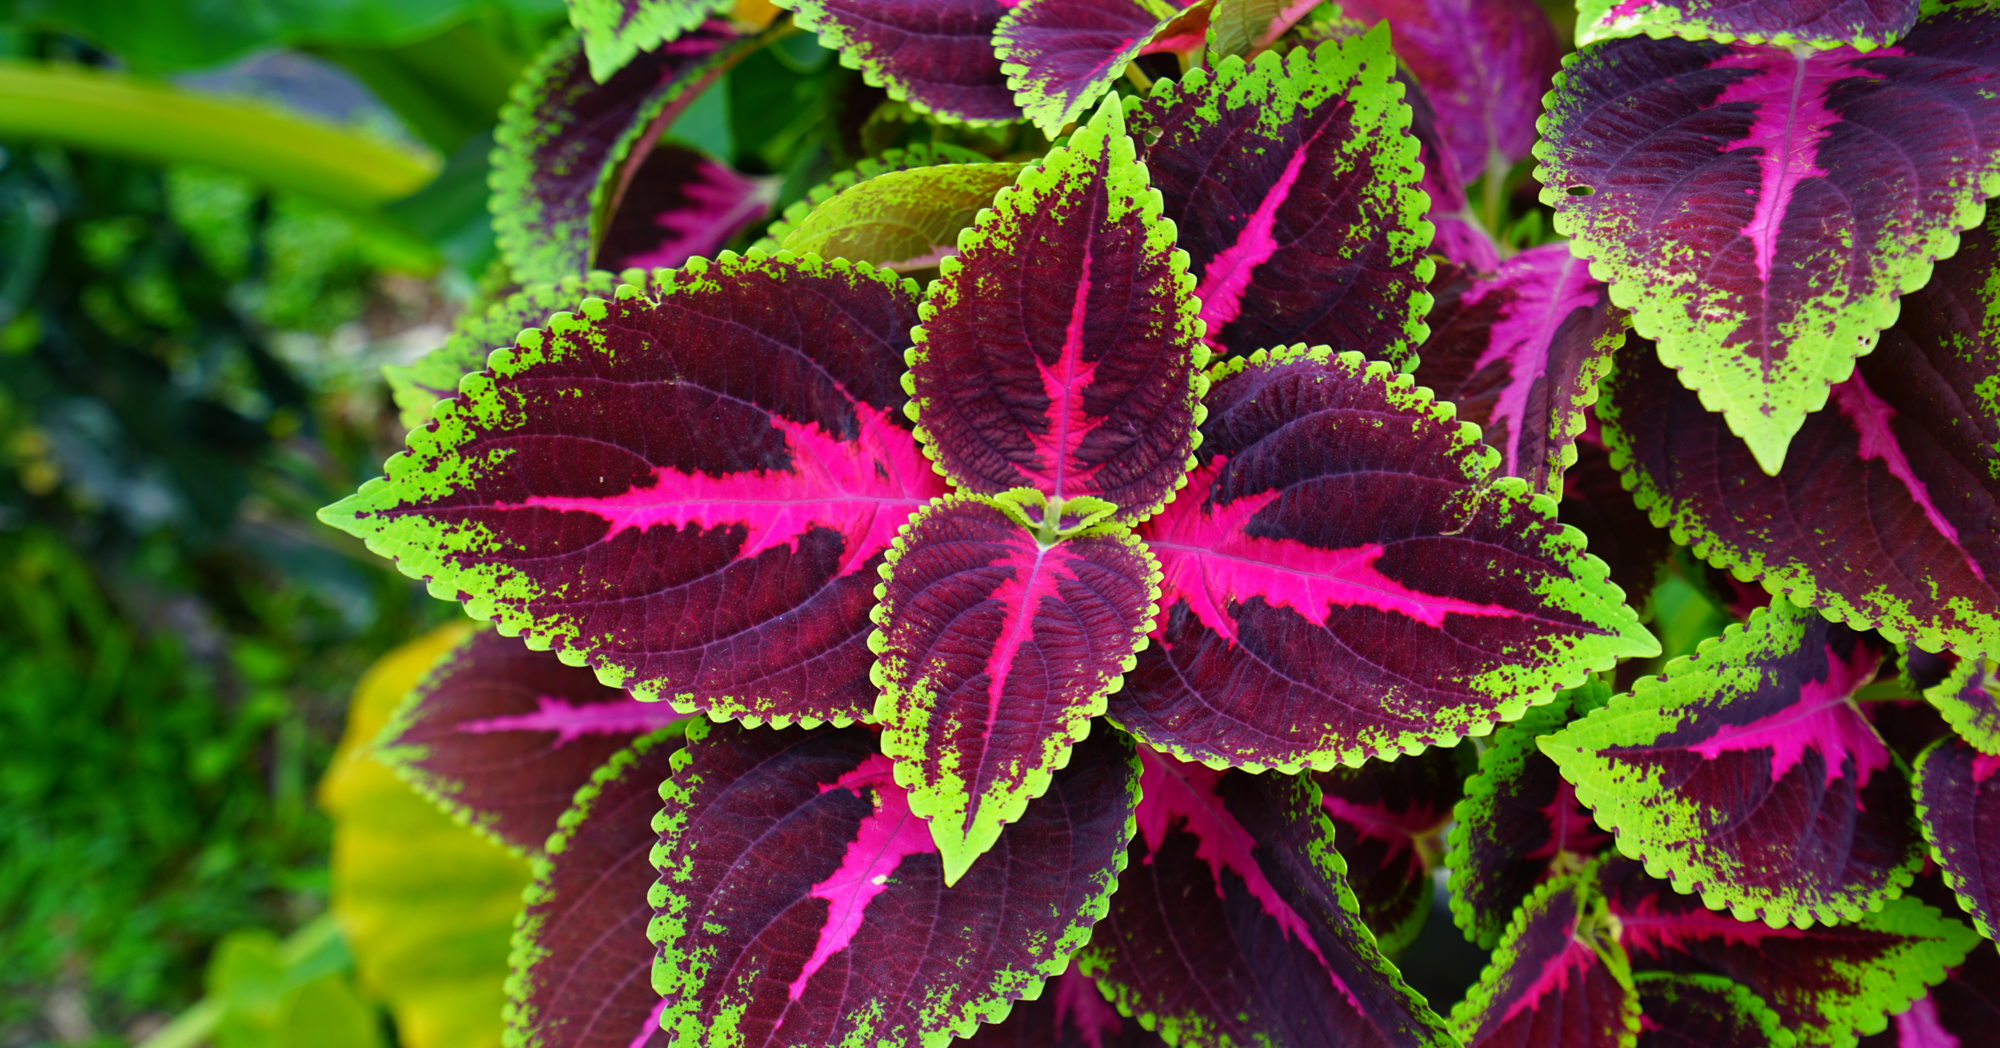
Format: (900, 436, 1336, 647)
(0, 61, 438, 212)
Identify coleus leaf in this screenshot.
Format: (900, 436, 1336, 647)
(374, 628, 683, 856)
(1632, 973, 1793, 1048)
(1411, 243, 1625, 496)
(1923, 656, 2000, 755)
(385, 272, 622, 431)
(321, 255, 947, 725)
(594, 144, 777, 273)
(753, 143, 991, 253)
(1311, 741, 1472, 955)
(1596, 856, 1979, 1047)
(1557, 430, 1673, 613)
(1206, 0, 1321, 60)
(961, 966, 1168, 1047)
(1448, 871, 1642, 1048)
(1854, 941, 2000, 1048)
(907, 98, 1207, 524)
(871, 493, 1160, 882)
(1597, 198, 2000, 657)
(994, 0, 1182, 136)
(1914, 733, 2000, 941)
(1536, 11, 2000, 472)
(772, 161, 1026, 271)
(1078, 747, 1456, 1048)
(1540, 598, 1923, 927)
(649, 718, 1140, 1048)
(1131, 27, 1435, 370)
(1336, 0, 1561, 187)
(1447, 680, 1617, 950)
(1111, 346, 1658, 772)
(1574, 0, 1920, 51)
(1403, 81, 1500, 272)
(565, 0, 734, 80)
(492, 26, 745, 285)
(781, 0, 1023, 124)
(505, 728, 682, 1048)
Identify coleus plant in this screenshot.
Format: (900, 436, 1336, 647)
(320, 0, 2000, 1045)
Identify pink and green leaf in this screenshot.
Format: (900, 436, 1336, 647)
(1540, 599, 1923, 927)
(374, 628, 683, 856)
(649, 718, 1140, 1048)
(1536, 13, 2000, 472)
(781, 0, 1023, 125)
(320, 255, 947, 726)
(1336, 0, 1561, 188)
(1924, 657, 2000, 756)
(769, 161, 1026, 271)
(491, 26, 745, 285)
(1448, 871, 1642, 1048)
(994, 0, 1183, 136)
(1078, 748, 1456, 1048)
(1914, 733, 2000, 941)
(1632, 973, 1794, 1048)
(505, 729, 683, 1048)
(1854, 942, 2000, 1048)
(1596, 856, 1978, 1047)
(565, 0, 735, 81)
(1130, 26, 1435, 370)
(1311, 741, 1473, 955)
(1575, 0, 1920, 51)
(908, 98, 1207, 523)
(1413, 243, 1626, 496)
(1447, 681, 1617, 950)
(1597, 203, 2000, 657)
(1111, 346, 1657, 773)
(594, 144, 778, 273)
(385, 272, 623, 431)
(870, 494, 1160, 883)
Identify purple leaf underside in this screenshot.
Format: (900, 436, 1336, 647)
(1576, 0, 1921, 51)
(1598, 204, 2000, 657)
(1080, 747, 1454, 1048)
(1413, 243, 1624, 496)
(995, 0, 1178, 135)
(1596, 856, 1979, 1046)
(1112, 347, 1656, 772)
(650, 719, 1140, 1048)
(378, 628, 682, 854)
(1338, 0, 1561, 187)
(1915, 734, 2000, 941)
(1538, 12, 2000, 473)
(1449, 874, 1639, 1048)
(1541, 599, 1922, 927)
(596, 144, 777, 273)
(508, 731, 683, 1048)
(786, 0, 1022, 124)
(908, 99, 1205, 524)
(1311, 741, 1471, 954)
(872, 495, 1158, 880)
(1632, 973, 1790, 1048)
(1132, 27, 1435, 370)
(320, 256, 947, 725)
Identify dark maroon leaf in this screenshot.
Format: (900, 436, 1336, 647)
(1915, 733, 2000, 941)
(322, 256, 947, 726)
(1558, 427, 1672, 613)
(1079, 748, 1455, 1047)
(1311, 742, 1471, 954)
(1447, 872, 1639, 1048)
(507, 730, 682, 1048)
(786, 0, 1022, 124)
(377, 629, 682, 855)
(1112, 347, 1656, 772)
(1596, 856, 1978, 1047)
(595, 144, 777, 273)
(650, 719, 1139, 1047)
(1412, 242, 1625, 496)
(994, 0, 1179, 135)
(961, 966, 1168, 1048)
(1130, 26, 1434, 370)
(1632, 973, 1789, 1048)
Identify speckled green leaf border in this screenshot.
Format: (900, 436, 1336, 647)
(1447, 866, 1641, 1048)
(995, 0, 1181, 137)
(649, 716, 1143, 1048)
(1925, 656, 2000, 755)
(906, 95, 1208, 526)
(318, 251, 921, 709)
(781, 0, 1021, 126)
(567, 0, 735, 81)
(504, 725, 684, 1047)
(385, 272, 623, 432)
(1573, 0, 1920, 50)
(1541, 600, 1922, 929)
(870, 492, 1162, 883)
(1445, 679, 1613, 950)
(1632, 973, 1796, 1048)
(491, 29, 748, 285)
(1913, 733, 2000, 941)
(751, 143, 992, 253)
